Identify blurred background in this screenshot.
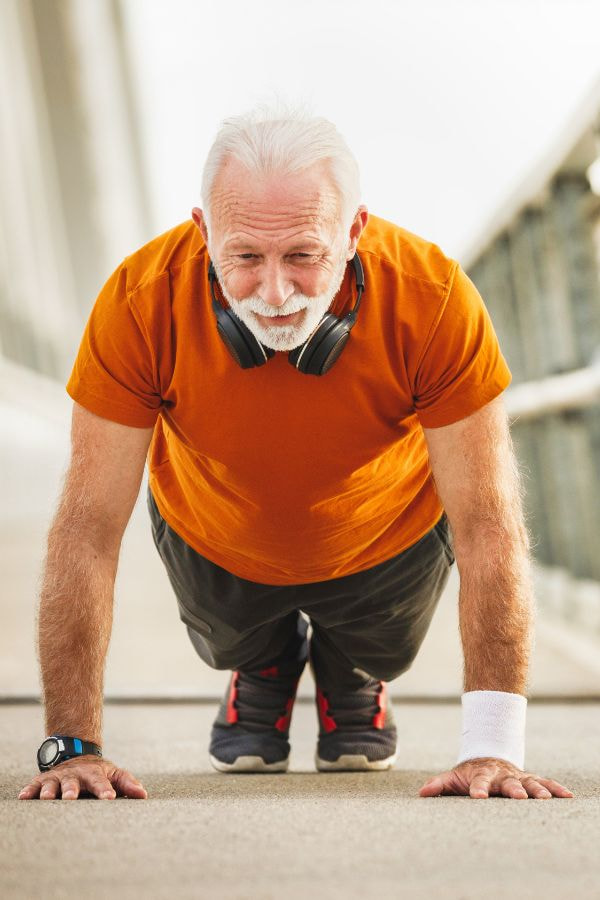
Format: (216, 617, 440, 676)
(1, 0, 600, 702)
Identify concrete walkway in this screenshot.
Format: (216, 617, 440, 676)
(2, 700, 599, 899)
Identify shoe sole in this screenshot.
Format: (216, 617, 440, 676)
(315, 751, 397, 772)
(209, 753, 289, 773)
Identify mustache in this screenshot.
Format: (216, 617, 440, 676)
(231, 296, 310, 317)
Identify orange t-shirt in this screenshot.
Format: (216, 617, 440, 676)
(66, 214, 512, 584)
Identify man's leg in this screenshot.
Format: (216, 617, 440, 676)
(146, 485, 308, 771)
(298, 514, 455, 770)
(147, 483, 454, 772)
(307, 514, 454, 688)
(147, 484, 307, 671)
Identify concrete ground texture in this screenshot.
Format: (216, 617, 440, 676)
(2, 700, 599, 900)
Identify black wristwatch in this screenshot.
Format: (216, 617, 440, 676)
(37, 735, 103, 772)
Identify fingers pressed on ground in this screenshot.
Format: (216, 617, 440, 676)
(419, 777, 443, 796)
(88, 778, 116, 800)
(111, 768, 148, 798)
(124, 781, 148, 799)
(538, 778, 574, 797)
(40, 778, 60, 800)
(522, 776, 552, 799)
(469, 776, 491, 799)
(18, 781, 42, 800)
(500, 777, 528, 799)
(60, 777, 81, 800)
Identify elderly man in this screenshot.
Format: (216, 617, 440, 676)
(20, 105, 573, 802)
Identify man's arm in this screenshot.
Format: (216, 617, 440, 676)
(421, 393, 535, 694)
(39, 401, 154, 741)
(417, 394, 572, 799)
(20, 402, 154, 800)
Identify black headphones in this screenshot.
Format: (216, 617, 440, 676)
(208, 252, 365, 376)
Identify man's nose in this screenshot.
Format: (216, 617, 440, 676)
(259, 261, 294, 308)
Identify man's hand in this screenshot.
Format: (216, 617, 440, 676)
(418, 757, 574, 799)
(18, 756, 148, 801)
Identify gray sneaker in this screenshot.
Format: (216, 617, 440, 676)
(209, 659, 306, 773)
(315, 680, 398, 771)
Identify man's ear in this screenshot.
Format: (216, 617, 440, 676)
(191, 207, 209, 246)
(344, 205, 368, 259)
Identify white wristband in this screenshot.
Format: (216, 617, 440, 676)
(456, 690, 527, 770)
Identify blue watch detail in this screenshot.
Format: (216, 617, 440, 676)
(37, 735, 103, 772)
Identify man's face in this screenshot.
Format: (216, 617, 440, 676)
(192, 158, 367, 352)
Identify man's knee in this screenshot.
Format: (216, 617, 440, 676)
(351, 646, 419, 683)
(185, 612, 307, 673)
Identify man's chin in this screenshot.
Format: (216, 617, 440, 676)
(244, 313, 311, 352)
(255, 330, 306, 352)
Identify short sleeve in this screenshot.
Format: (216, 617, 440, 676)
(413, 263, 512, 428)
(65, 262, 162, 428)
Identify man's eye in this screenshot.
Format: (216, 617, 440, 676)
(236, 253, 314, 261)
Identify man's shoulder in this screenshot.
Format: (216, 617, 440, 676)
(360, 214, 456, 290)
(122, 219, 206, 295)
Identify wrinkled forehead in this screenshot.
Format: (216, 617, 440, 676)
(210, 157, 342, 243)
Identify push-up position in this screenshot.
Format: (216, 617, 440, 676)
(20, 103, 573, 802)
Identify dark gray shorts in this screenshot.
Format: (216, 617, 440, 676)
(146, 484, 455, 690)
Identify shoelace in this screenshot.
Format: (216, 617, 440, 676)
(320, 679, 386, 731)
(227, 669, 300, 732)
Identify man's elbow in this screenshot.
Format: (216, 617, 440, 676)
(451, 513, 532, 572)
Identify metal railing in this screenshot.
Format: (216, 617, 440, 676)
(465, 88, 600, 625)
(505, 357, 600, 422)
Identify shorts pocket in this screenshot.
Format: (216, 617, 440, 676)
(176, 598, 214, 636)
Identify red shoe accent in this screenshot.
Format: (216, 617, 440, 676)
(259, 665, 279, 678)
(372, 682, 386, 729)
(226, 671, 240, 724)
(275, 695, 295, 733)
(317, 687, 337, 733)
(274, 677, 300, 732)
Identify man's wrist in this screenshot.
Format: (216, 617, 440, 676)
(456, 690, 527, 770)
(37, 735, 103, 771)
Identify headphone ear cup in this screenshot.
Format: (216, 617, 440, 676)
(214, 307, 275, 368)
(288, 313, 351, 375)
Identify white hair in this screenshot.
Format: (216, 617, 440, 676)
(200, 99, 362, 245)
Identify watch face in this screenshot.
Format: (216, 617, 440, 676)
(39, 738, 59, 766)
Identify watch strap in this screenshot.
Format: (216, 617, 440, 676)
(38, 734, 103, 771)
(58, 735, 103, 761)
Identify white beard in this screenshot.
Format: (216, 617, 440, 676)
(213, 249, 350, 352)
